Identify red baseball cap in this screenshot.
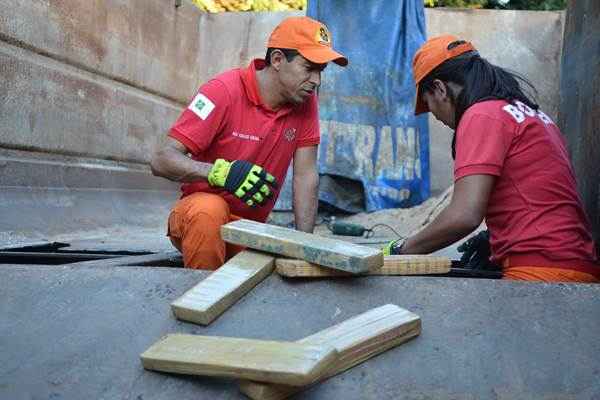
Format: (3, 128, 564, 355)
(268, 16, 348, 66)
(413, 35, 476, 115)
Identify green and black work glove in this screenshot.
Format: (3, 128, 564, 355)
(208, 159, 278, 207)
(382, 238, 405, 256)
(457, 230, 500, 271)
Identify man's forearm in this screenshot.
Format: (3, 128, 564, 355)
(151, 147, 212, 183)
(401, 205, 480, 254)
(292, 173, 318, 233)
(399, 175, 493, 255)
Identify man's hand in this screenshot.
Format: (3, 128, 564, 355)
(208, 159, 278, 207)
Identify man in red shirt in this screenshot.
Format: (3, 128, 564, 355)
(384, 35, 599, 283)
(150, 17, 347, 269)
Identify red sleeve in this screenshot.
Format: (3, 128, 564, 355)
(168, 79, 230, 155)
(296, 94, 320, 148)
(454, 112, 514, 181)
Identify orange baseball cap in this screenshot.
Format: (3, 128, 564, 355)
(413, 35, 476, 115)
(268, 16, 348, 66)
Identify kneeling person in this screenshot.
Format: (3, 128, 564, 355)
(151, 17, 348, 269)
(384, 35, 599, 283)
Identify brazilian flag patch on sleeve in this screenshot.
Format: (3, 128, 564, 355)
(188, 93, 215, 120)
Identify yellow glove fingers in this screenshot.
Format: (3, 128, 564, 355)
(211, 159, 277, 207)
(252, 192, 265, 203)
(266, 173, 277, 188)
(259, 184, 271, 197)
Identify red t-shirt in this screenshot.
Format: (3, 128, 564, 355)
(454, 100, 598, 271)
(169, 59, 320, 222)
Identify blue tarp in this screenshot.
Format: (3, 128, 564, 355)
(309, 0, 429, 212)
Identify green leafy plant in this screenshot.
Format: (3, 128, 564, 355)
(424, 0, 486, 7)
(487, 0, 566, 10)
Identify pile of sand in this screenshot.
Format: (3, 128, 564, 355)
(314, 186, 453, 240)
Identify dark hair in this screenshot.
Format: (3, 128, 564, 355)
(264, 48, 299, 66)
(419, 44, 539, 158)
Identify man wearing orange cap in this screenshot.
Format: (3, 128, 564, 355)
(151, 17, 347, 269)
(383, 35, 599, 283)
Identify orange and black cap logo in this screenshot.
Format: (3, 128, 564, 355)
(316, 26, 330, 45)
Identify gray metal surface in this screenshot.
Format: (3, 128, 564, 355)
(0, 149, 179, 243)
(1, 265, 599, 399)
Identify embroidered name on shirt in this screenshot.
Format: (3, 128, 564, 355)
(232, 131, 261, 141)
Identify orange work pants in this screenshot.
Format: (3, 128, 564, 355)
(503, 266, 599, 283)
(167, 192, 244, 270)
